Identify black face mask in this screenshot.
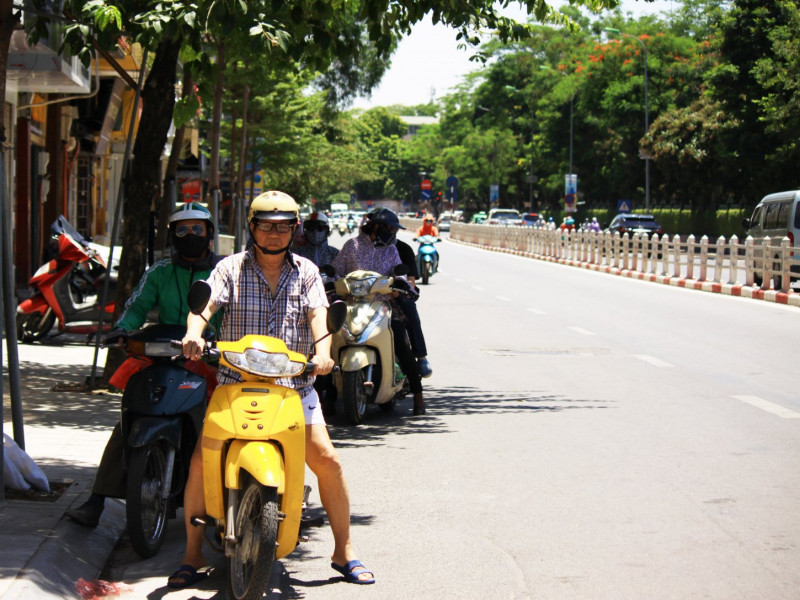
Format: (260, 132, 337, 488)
(374, 226, 396, 247)
(173, 233, 210, 259)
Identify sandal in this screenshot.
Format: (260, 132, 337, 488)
(331, 559, 375, 584)
(167, 564, 213, 589)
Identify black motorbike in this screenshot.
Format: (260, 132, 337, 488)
(114, 324, 210, 558)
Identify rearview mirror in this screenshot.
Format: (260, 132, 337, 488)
(188, 280, 212, 315)
(327, 300, 347, 333)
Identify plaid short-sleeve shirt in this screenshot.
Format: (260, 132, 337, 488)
(207, 249, 328, 387)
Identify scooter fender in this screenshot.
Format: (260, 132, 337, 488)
(126, 415, 182, 449)
(17, 294, 49, 315)
(225, 440, 304, 559)
(339, 346, 377, 372)
(225, 440, 284, 491)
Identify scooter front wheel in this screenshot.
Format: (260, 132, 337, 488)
(421, 261, 431, 285)
(16, 310, 55, 343)
(126, 443, 170, 558)
(341, 368, 369, 425)
(228, 477, 279, 600)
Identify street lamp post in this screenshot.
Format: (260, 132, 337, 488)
(605, 28, 650, 212)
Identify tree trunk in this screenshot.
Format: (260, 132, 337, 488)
(206, 38, 225, 214)
(0, 0, 18, 144)
(230, 84, 250, 234)
(159, 69, 194, 254)
(103, 38, 180, 379)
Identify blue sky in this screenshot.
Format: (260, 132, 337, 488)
(351, 0, 675, 110)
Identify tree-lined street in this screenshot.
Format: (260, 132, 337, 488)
(98, 234, 800, 599)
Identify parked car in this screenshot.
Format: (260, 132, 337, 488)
(605, 213, 664, 237)
(471, 211, 487, 224)
(743, 190, 800, 287)
(486, 208, 523, 226)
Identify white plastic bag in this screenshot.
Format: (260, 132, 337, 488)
(3, 434, 50, 492)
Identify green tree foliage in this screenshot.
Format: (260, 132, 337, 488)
(709, 0, 800, 200)
(343, 0, 797, 234)
(15, 0, 593, 323)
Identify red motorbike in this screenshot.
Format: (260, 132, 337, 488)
(16, 216, 117, 343)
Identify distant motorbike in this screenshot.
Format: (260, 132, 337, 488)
(109, 324, 212, 558)
(346, 216, 356, 234)
(16, 216, 117, 342)
(337, 220, 347, 236)
(414, 235, 440, 285)
(330, 267, 416, 425)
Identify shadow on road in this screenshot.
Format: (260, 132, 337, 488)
(3, 358, 118, 433)
(326, 385, 611, 448)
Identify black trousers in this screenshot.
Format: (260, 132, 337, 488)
(391, 319, 422, 394)
(91, 423, 127, 498)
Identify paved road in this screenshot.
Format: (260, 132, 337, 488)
(103, 231, 800, 599)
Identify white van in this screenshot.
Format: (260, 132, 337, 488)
(743, 190, 800, 286)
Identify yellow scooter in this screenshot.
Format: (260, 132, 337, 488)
(183, 281, 345, 600)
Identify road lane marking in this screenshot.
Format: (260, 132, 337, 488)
(495, 295, 511, 301)
(733, 395, 800, 419)
(454, 278, 464, 283)
(634, 354, 674, 368)
(472, 285, 486, 292)
(527, 308, 546, 315)
(569, 327, 596, 336)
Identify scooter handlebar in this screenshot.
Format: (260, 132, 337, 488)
(303, 363, 340, 376)
(170, 340, 220, 360)
(102, 329, 128, 347)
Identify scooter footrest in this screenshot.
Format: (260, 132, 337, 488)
(190, 516, 207, 527)
(301, 515, 324, 528)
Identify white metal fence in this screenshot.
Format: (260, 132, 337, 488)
(450, 223, 799, 295)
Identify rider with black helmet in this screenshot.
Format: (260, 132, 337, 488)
(332, 207, 427, 415)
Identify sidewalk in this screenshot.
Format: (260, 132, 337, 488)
(1, 335, 126, 600)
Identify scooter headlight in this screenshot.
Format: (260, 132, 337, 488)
(223, 348, 305, 377)
(348, 276, 378, 297)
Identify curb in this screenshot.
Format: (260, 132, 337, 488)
(1, 493, 126, 600)
(451, 239, 800, 308)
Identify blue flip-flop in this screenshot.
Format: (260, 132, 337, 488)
(331, 559, 375, 584)
(167, 564, 213, 589)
